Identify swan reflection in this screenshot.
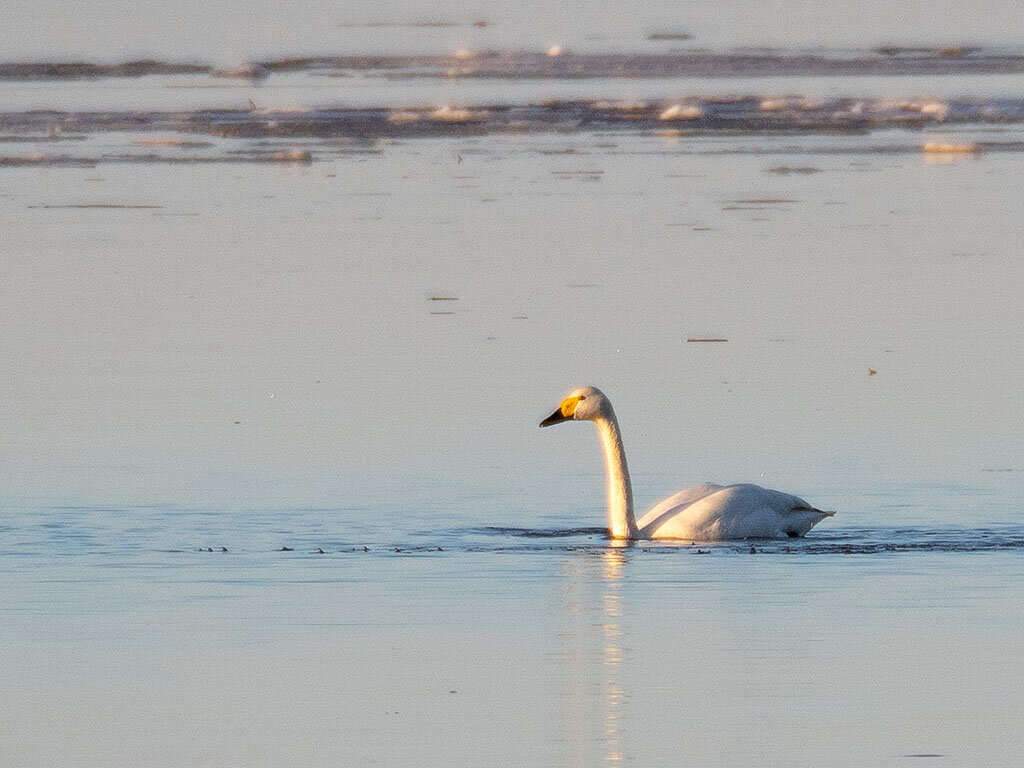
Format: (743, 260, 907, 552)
(561, 546, 630, 765)
(601, 548, 626, 763)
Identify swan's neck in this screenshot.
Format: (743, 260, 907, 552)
(595, 413, 638, 540)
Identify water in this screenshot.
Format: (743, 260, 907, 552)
(3, 3, 1024, 765)
(4, 509, 1024, 766)
(6, 0, 1024, 59)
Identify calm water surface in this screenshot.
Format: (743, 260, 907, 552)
(3, 3, 1024, 765)
(3, 507, 1023, 766)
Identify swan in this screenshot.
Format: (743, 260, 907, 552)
(540, 386, 833, 540)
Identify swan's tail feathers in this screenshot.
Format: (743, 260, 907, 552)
(787, 505, 834, 538)
(793, 505, 836, 517)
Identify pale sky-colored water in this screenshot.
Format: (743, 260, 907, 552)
(3, 134, 1023, 514)
(4, 541, 1022, 767)
(4, 145, 1023, 763)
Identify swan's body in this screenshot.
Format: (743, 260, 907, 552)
(540, 386, 833, 541)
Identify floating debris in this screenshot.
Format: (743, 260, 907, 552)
(923, 140, 980, 154)
(133, 138, 211, 148)
(1, 98, 1023, 146)
(429, 105, 487, 123)
(919, 101, 950, 120)
(659, 103, 703, 121)
(591, 100, 647, 112)
(732, 198, 799, 204)
(252, 105, 314, 116)
(687, 337, 728, 342)
(272, 149, 313, 164)
(5, 48, 1024, 82)
(648, 31, 693, 41)
(875, 44, 980, 58)
(387, 110, 420, 125)
(764, 165, 822, 174)
(28, 202, 162, 209)
(339, 20, 461, 29)
(211, 61, 269, 82)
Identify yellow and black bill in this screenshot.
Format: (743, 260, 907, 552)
(539, 395, 581, 427)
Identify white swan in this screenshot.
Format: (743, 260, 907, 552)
(540, 386, 834, 541)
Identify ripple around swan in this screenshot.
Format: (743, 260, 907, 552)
(471, 526, 608, 539)
(6, 504, 1024, 558)
(404, 524, 1024, 555)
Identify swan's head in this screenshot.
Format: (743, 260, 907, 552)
(539, 386, 612, 427)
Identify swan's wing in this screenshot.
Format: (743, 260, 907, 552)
(634, 483, 726, 531)
(637, 483, 833, 540)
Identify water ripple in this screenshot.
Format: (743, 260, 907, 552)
(446, 524, 1024, 555)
